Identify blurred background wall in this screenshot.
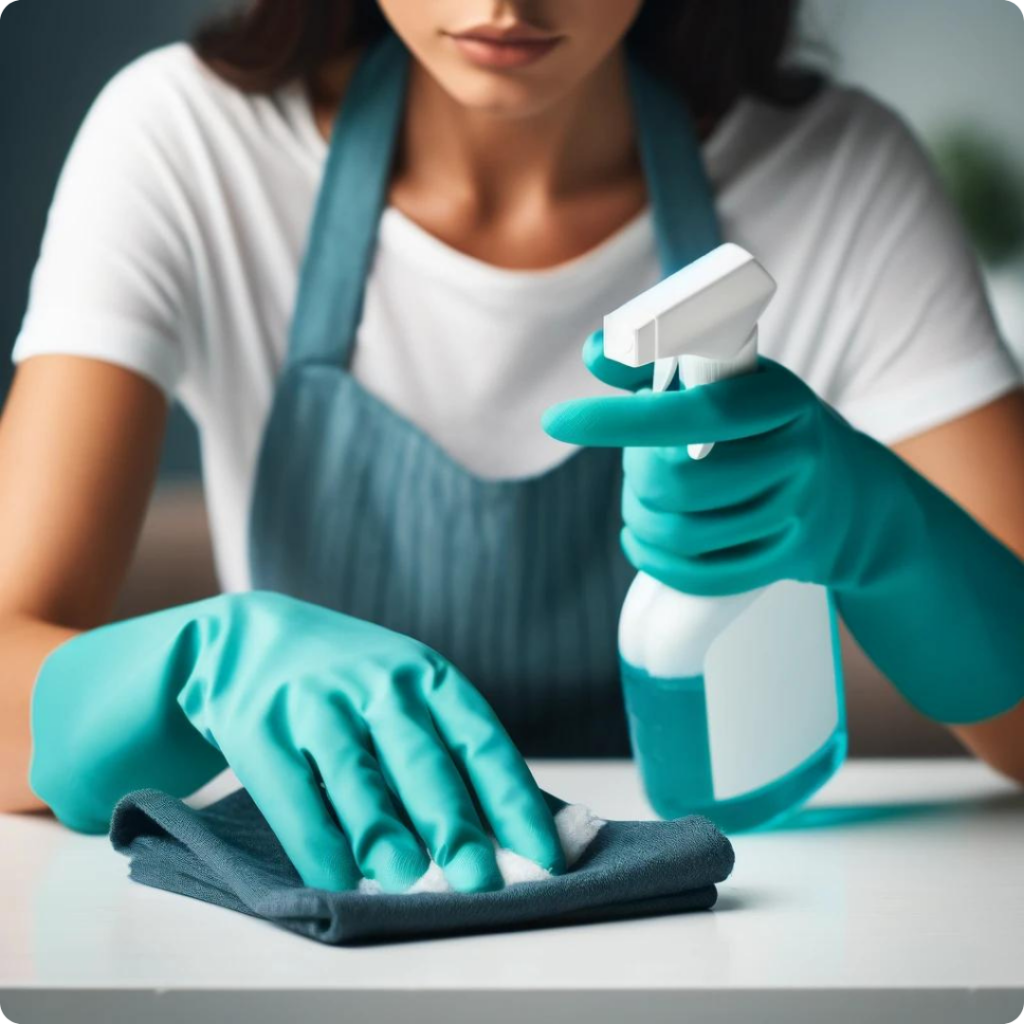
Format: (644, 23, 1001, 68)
(1, 0, 1022, 753)
(801, 0, 1024, 368)
(804, 0, 1024, 170)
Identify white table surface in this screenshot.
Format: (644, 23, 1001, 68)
(2, 759, 1023, 1024)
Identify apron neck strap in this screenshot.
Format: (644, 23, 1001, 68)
(288, 33, 409, 368)
(286, 34, 720, 369)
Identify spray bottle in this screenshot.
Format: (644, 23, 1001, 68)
(605, 244, 847, 832)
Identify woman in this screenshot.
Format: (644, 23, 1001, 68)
(2, 0, 1022, 894)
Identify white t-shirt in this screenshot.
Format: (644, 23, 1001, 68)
(13, 45, 1021, 592)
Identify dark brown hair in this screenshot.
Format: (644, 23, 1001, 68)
(195, 1, 819, 122)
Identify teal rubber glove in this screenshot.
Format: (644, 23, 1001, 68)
(30, 592, 565, 893)
(543, 332, 1024, 724)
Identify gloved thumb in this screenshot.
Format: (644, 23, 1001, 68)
(582, 330, 652, 393)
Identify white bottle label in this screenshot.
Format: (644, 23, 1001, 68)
(703, 582, 840, 801)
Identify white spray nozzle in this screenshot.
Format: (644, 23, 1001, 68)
(604, 243, 776, 369)
(603, 243, 777, 459)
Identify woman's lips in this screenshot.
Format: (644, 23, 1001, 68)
(447, 32, 564, 70)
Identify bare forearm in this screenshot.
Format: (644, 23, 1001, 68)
(0, 615, 78, 813)
(0, 358, 171, 816)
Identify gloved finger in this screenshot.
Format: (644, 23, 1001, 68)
(581, 329, 652, 393)
(427, 660, 566, 876)
(621, 525, 800, 598)
(366, 682, 504, 894)
(230, 745, 362, 892)
(623, 478, 802, 559)
(542, 363, 806, 448)
(305, 702, 431, 894)
(624, 426, 798, 513)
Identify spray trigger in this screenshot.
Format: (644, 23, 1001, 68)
(652, 357, 678, 394)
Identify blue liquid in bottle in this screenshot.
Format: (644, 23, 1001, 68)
(621, 659, 847, 833)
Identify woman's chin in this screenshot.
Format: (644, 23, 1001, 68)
(427, 62, 582, 120)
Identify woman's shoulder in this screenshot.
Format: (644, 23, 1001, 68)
(793, 85, 923, 158)
(83, 44, 316, 171)
(718, 83, 929, 190)
(90, 44, 243, 127)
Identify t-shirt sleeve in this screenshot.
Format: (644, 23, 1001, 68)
(11, 53, 200, 399)
(827, 95, 1022, 443)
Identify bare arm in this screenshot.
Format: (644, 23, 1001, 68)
(0, 356, 167, 813)
(892, 389, 1024, 783)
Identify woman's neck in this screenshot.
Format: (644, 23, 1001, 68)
(395, 48, 639, 218)
(310, 45, 648, 269)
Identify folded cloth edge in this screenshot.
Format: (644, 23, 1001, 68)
(110, 787, 735, 945)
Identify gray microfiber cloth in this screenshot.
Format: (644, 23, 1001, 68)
(109, 788, 734, 945)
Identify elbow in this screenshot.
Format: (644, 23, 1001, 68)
(0, 786, 49, 817)
(983, 755, 1024, 790)
(953, 699, 1024, 789)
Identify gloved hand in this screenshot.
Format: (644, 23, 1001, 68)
(543, 331, 1024, 724)
(545, 332, 900, 597)
(30, 592, 565, 893)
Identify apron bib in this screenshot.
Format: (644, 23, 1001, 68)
(249, 33, 720, 756)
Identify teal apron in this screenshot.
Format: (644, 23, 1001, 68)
(248, 33, 720, 757)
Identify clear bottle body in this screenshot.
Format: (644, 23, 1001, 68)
(620, 577, 846, 832)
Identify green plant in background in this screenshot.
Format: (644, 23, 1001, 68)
(932, 129, 1024, 268)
